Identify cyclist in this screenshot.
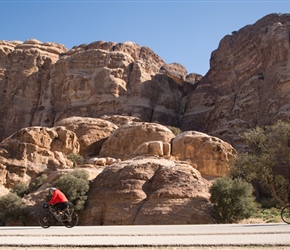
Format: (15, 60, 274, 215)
(48, 187, 69, 214)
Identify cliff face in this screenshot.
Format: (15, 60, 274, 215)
(182, 13, 290, 149)
(0, 39, 68, 139)
(1, 13, 290, 149)
(0, 40, 198, 142)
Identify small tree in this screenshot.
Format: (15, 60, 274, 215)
(52, 169, 89, 211)
(209, 176, 256, 223)
(68, 153, 84, 168)
(0, 192, 26, 225)
(230, 120, 290, 207)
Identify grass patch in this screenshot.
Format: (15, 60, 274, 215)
(251, 207, 281, 223)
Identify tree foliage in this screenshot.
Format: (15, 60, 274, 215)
(230, 120, 290, 206)
(12, 183, 29, 198)
(52, 169, 89, 211)
(209, 176, 256, 223)
(0, 192, 26, 225)
(68, 153, 84, 168)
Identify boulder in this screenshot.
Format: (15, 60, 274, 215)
(80, 156, 213, 225)
(0, 126, 79, 191)
(99, 122, 175, 160)
(172, 131, 236, 177)
(55, 116, 118, 157)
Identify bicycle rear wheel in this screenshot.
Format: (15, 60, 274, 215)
(39, 212, 55, 228)
(64, 211, 78, 228)
(281, 206, 290, 224)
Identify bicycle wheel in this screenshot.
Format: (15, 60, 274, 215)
(39, 212, 55, 228)
(281, 206, 290, 224)
(64, 211, 78, 228)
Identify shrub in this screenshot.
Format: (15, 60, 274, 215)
(209, 176, 256, 223)
(0, 192, 26, 225)
(167, 126, 182, 136)
(68, 153, 84, 167)
(52, 169, 89, 211)
(28, 173, 48, 193)
(12, 183, 29, 197)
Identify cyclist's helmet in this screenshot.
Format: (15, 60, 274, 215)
(49, 187, 57, 194)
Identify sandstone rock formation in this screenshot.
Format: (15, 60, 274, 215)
(172, 131, 236, 177)
(80, 156, 213, 225)
(181, 13, 290, 150)
(2, 14, 290, 152)
(0, 39, 68, 140)
(0, 39, 199, 142)
(99, 122, 176, 160)
(0, 126, 79, 192)
(3, 13, 289, 226)
(55, 116, 118, 157)
(0, 117, 237, 225)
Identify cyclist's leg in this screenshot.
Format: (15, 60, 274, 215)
(53, 203, 62, 213)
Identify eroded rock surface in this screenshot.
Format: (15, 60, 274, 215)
(0, 126, 79, 192)
(99, 122, 176, 160)
(182, 13, 290, 150)
(0, 40, 196, 142)
(55, 116, 118, 157)
(172, 131, 236, 177)
(81, 157, 213, 225)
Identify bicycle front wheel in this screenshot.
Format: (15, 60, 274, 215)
(281, 206, 290, 224)
(39, 212, 54, 228)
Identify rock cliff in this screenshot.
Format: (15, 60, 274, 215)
(182, 13, 290, 149)
(2, 14, 290, 151)
(0, 39, 198, 143)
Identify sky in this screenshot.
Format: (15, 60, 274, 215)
(1, 0, 290, 76)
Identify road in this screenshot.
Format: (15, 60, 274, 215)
(1, 223, 290, 248)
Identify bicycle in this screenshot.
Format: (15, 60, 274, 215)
(281, 205, 290, 224)
(38, 203, 78, 228)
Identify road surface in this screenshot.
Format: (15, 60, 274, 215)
(1, 223, 290, 248)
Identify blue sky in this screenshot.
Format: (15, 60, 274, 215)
(1, 1, 289, 76)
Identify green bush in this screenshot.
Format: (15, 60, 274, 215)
(28, 173, 48, 193)
(68, 153, 84, 167)
(167, 126, 182, 136)
(12, 183, 29, 197)
(209, 176, 256, 223)
(0, 192, 26, 225)
(230, 120, 290, 207)
(52, 169, 89, 211)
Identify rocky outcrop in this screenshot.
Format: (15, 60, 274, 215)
(4, 13, 290, 225)
(0, 39, 198, 142)
(0, 39, 68, 140)
(0, 117, 236, 225)
(99, 122, 176, 160)
(2, 14, 290, 151)
(55, 116, 118, 157)
(0, 117, 236, 194)
(181, 13, 290, 150)
(172, 131, 236, 177)
(0, 126, 79, 192)
(80, 156, 213, 225)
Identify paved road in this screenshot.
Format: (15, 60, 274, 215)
(1, 223, 290, 247)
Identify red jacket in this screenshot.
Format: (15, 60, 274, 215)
(48, 189, 68, 204)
